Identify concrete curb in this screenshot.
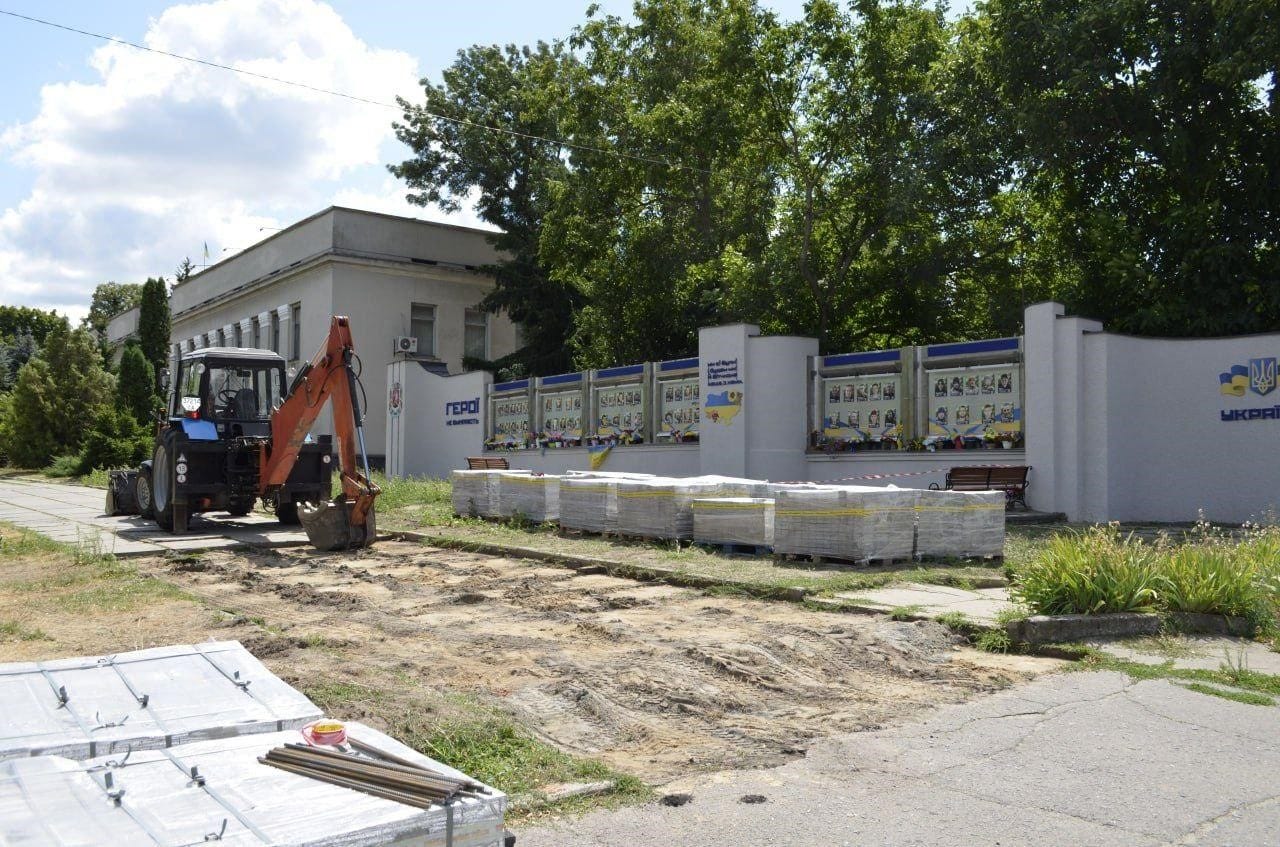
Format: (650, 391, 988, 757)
(392, 530, 812, 602)
(1007, 612, 1161, 644)
(1166, 612, 1257, 637)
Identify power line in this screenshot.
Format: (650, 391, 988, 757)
(0, 7, 710, 175)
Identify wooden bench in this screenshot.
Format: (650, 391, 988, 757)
(466, 456, 510, 470)
(930, 465, 1030, 510)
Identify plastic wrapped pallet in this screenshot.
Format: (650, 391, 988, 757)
(450, 469, 529, 518)
(773, 485, 918, 561)
(914, 488, 1005, 558)
(496, 472, 560, 522)
(0, 722, 507, 847)
(615, 476, 767, 540)
(692, 497, 774, 547)
(0, 641, 320, 762)
(560, 475, 649, 533)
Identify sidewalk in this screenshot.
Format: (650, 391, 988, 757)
(520, 668, 1280, 846)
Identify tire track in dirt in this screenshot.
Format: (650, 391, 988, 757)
(145, 541, 1029, 781)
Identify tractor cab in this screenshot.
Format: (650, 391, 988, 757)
(171, 347, 286, 440)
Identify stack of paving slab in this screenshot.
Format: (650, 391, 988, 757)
(691, 497, 775, 548)
(496, 471, 561, 522)
(773, 485, 919, 562)
(450, 468, 529, 518)
(558, 472, 656, 533)
(914, 488, 1006, 558)
(615, 476, 771, 540)
(0, 642, 508, 847)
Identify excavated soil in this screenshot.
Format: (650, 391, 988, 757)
(128, 540, 1037, 781)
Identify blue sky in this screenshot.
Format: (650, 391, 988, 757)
(0, 0, 968, 319)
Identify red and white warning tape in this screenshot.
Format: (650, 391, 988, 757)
(781, 463, 1025, 485)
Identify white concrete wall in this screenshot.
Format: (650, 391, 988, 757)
(332, 262, 515, 458)
(806, 450, 1028, 490)
(170, 210, 335, 316)
(746, 335, 819, 482)
(332, 208, 501, 269)
(699, 324, 757, 478)
(386, 361, 491, 479)
(501, 445, 700, 477)
(1027, 301, 1280, 523)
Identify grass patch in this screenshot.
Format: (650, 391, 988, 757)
(0, 619, 49, 641)
(888, 604, 923, 621)
(1009, 524, 1280, 631)
(1084, 654, 1280, 698)
(301, 676, 649, 822)
(975, 627, 1012, 653)
(1180, 682, 1275, 707)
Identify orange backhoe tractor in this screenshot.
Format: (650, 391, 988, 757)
(106, 316, 380, 550)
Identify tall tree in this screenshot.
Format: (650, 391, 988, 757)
(116, 342, 157, 426)
(0, 320, 114, 466)
(983, 0, 1280, 336)
(545, 0, 782, 366)
(138, 277, 170, 391)
(392, 42, 581, 377)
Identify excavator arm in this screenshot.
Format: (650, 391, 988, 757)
(259, 315, 379, 550)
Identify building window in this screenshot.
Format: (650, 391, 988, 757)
(464, 308, 488, 361)
(410, 303, 435, 357)
(233, 324, 242, 347)
(216, 328, 225, 347)
(270, 311, 280, 355)
(291, 302, 301, 360)
(251, 316, 260, 349)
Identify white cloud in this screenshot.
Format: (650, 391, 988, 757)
(0, 0, 426, 321)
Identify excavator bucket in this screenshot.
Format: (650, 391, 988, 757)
(298, 497, 376, 551)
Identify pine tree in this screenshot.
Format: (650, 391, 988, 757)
(138, 276, 170, 392)
(117, 342, 157, 426)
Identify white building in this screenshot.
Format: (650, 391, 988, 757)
(107, 206, 517, 463)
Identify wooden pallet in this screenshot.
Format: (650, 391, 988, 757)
(773, 552, 911, 568)
(695, 541, 772, 557)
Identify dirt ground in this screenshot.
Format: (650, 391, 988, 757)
(0, 538, 1057, 784)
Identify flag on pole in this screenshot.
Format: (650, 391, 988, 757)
(202, 241, 210, 261)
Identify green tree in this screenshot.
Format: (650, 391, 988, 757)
(545, 0, 782, 366)
(77, 407, 150, 474)
(37, 321, 116, 455)
(1, 359, 57, 467)
(83, 282, 144, 339)
(116, 342, 157, 426)
(0, 306, 62, 345)
(983, 0, 1280, 336)
(392, 42, 582, 377)
(0, 329, 39, 391)
(138, 277, 170, 391)
(735, 0, 1016, 353)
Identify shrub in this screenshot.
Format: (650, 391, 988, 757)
(1012, 527, 1161, 615)
(76, 408, 151, 474)
(1161, 545, 1262, 618)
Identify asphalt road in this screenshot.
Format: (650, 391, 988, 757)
(520, 670, 1280, 846)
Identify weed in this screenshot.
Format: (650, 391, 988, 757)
(934, 611, 973, 631)
(1086, 655, 1280, 697)
(1014, 526, 1161, 615)
(975, 628, 1012, 653)
(0, 619, 49, 641)
(1180, 682, 1275, 707)
(888, 604, 924, 621)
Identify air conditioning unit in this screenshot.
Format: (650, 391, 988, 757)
(393, 336, 418, 355)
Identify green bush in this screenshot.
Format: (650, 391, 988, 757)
(1012, 527, 1161, 615)
(76, 408, 150, 475)
(1161, 545, 1261, 618)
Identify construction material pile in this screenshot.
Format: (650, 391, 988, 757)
(773, 485, 918, 561)
(0, 641, 321, 761)
(559, 472, 655, 533)
(0, 643, 507, 847)
(496, 472, 561, 522)
(450, 469, 529, 518)
(615, 476, 769, 539)
(914, 489, 1006, 558)
(691, 497, 774, 547)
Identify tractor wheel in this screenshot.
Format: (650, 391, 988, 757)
(135, 464, 154, 519)
(151, 441, 189, 534)
(275, 497, 301, 525)
(227, 500, 254, 517)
